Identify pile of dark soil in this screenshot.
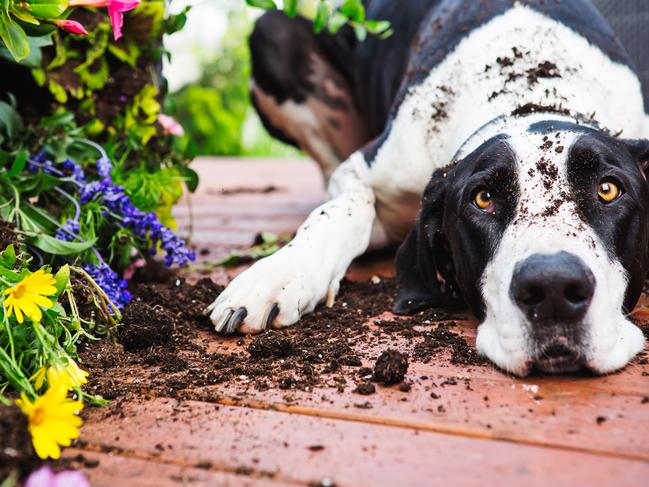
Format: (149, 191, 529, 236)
(0, 405, 39, 481)
(79, 275, 482, 403)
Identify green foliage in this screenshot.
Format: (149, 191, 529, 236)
(0, 243, 113, 407)
(166, 85, 243, 155)
(246, 0, 392, 38)
(165, 6, 251, 156)
(0, 0, 68, 62)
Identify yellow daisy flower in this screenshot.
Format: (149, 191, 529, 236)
(3, 269, 57, 323)
(62, 359, 89, 388)
(16, 378, 84, 460)
(30, 367, 48, 390)
(30, 358, 89, 391)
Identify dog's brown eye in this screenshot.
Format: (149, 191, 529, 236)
(597, 181, 621, 203)
(474, 189, 493, 210)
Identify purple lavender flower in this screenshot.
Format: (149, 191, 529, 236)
(84, 262, 132, 308)
(96, 155, 112, 179)
(62, 159, 87, 184)
(25, 466, 89, 487)
(55, 218, 81, 241)
(79, 181, 195, 268)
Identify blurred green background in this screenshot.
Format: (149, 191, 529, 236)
(163, 1, 301, 157)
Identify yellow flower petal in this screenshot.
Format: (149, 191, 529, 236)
(17, 299, 42, 323)
(4, 268, 57, 323)
(24, 292, 54, 309)
(17, 378, 84, 460)
(31, 431, 62, 460)
(13, 303, 24, 323)
(30, 367, 48, 390)
(65, 359, 89, 387)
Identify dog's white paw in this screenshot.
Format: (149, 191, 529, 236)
(205, 247, 341, 334)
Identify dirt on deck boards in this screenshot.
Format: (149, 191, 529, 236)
(55, 159, 649, 486)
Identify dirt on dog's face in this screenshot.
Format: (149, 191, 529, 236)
(395, 119, 649, 376)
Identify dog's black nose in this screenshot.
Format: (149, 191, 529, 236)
(510, 252, 595, 323)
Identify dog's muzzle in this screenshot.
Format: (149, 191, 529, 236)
(510, 252, 595, 372)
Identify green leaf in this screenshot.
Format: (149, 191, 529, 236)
(313, 1, 329, 33)
(353, 24, 366, 41)
(19, 34, 52, 67)
(0, 265, 20, 282)
(0, 100, 23, 140)
(339, 0, 365, 22)
(46, 32, 66, 69)
(7, 149, 27, 177)
(48, 79, 68, 103)
(12, 9, 40, 25)
(327, 12, 347, 34)
(0, 10, 29, 62)
(0, 244, 16, 267)
(76, 56, 109, 90)
(30, 234, 96, 256)
(107, 41, 140, 68)
(245, 0, 277, 10)
(179, 164, 199, 193)
(163, 5, 190, 35)
(283, 0, 298, 17)
(364, 20, 391, 35)
(27, 0, 69, 19)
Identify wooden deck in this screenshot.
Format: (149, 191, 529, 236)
(66, 158, 649, 486)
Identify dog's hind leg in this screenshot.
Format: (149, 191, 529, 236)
(206, 152, 386, 334)
(249, 11, 371, 179)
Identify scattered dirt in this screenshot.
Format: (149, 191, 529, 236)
(354, 383, 376, 395)
(248, 333, 294, 359)
(78, 275, 478, 403)
(0, 405, 40, 481)
(511, 103, 570, 117)
(217, 185, 280, 196)
(373, 350, 409, 385)
(526, 61, 561, 86)
(0, 220, 19, 250)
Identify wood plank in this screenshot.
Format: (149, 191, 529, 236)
(75, 398, 649, 487)
(63, 448, 291, 487)
(181, 315, 649, 460)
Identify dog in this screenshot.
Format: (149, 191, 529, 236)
(206, 0, 649, 376)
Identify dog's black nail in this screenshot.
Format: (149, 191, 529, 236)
(266, 303, 280, 329)
(226, 307, 247, 334)
(215, 309, 234, 333)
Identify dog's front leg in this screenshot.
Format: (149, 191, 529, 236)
(206, 154, 378, 334)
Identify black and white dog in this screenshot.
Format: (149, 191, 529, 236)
(206, 0, 649, 376)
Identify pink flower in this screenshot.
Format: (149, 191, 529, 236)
(157, 114, 185, 137)
(69, 0, 141, 40)
(54, 19, 89, 35)
(25, 467, 89, 487)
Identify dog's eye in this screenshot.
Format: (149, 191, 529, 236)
(597, 180, 621, 203)
(474, 189, 493, 211)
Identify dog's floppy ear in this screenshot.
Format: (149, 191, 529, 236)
(394, 169, 462, 314)
(623, 138, 649, 172)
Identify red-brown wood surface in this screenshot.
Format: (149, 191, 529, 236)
(65, 158, 649, 486)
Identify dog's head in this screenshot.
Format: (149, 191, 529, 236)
(395, 118, 649, 375)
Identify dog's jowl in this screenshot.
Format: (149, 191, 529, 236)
(207, 0, 649, 375)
